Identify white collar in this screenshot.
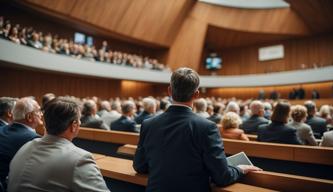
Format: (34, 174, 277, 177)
(0, 118, 8, 125)
(171, 104, 192, 110)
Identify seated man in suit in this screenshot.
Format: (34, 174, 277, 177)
(101, 100, 122, 130)
(80, 100, 108, 130)
(241, 100, 269, 134)
(0, 97, 17, 127)
(133, 67, 261, 192)
(194, 98, 210, 118)
(111, 100, 138, 132)
(207, 103, 223, 124)
(8, 97, 110, 192)
(321, 130, 333, 147)
(0, 97, 41, 188)
(304, 101, 327, 139)
(135, 97, 156, 124)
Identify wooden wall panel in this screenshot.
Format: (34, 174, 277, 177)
(23, 0, 194, 47)
(207, 82, 333, 100)
(199, 34, 333, 75)
(166, 17, 207, 70)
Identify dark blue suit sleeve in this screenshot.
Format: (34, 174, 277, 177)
(133, 124, 148, 173)
(202, 123, 243, 186)
(286, 129, 302, 145)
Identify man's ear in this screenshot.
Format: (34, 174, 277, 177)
(168, 86, 172, 97)
(193, 90, 200, 99)
(26, 113, 33, 123)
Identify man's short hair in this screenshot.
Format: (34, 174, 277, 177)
(82, 100, 96, 116)
(304, 100, 316, 114)
(100, 100, 111, 111)
(170, 68, 200, 102)
(121, 101, 135, 114)
(0, 97, 17, 117)
(194, 98, 207, 112)
(250, 100, 264, 115)
(43, 97, 81, 135)
(142, 97, 156, 112)
(13, 97, 37, 121)
(42, 93, 55, 109)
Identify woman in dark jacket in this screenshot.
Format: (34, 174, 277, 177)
(257, 101, 301, 145)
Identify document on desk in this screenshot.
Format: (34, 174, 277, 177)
(227, 152, 253, 167)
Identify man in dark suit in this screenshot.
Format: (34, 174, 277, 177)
(0, 97, 42, 188)
(0, 97, 16, 127)
(133, 68, 261, 192)
(135, 97, 156, 124)
(80, 100, 108, 130)
(241, 100, 269, 134)
(207, 103, 223, 124)
(111, 101, 138, 133)
(304, 101, 327, 139)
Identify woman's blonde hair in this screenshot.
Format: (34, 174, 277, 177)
(291, 105, 307, 122)
(222, 112, 241, 130)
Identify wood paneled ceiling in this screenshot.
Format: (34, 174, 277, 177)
(205, 25, 294, 50)
(285, 0, 333, 34)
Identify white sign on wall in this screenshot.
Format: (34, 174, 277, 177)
(259, 44, 284, 61)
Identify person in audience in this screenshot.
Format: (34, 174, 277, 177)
(0, 97, 42, 189)
(239, 104, 250, 122)
(101, 100, 122, 129)
(257, 101, 302, 145)
(225, 101, 240, 114)
(263, 101, 272, 120)
(318, 105, 333, 125)
(80, 100, 108, 130)
(297, 86, 305, 99)
(155, 99, 170, 115)
(304, 101, 327, 139)
(221, 112, 249, 141)
(288, 105, 317, 146)
(320, 130, 333, 147)
(8, 27, 20, 44)
(241, 100, 269, 134)
(194, 98, 210, 118)
(311, 89, 320, 99)
(41, 93, 55, 110)
(0, 97, 17, 127)
(134, 97, 156, 124)
(97, 100, 110, 117)
(111, 100, 138, 132)
(7, 97, 110, 191)
(133, 67, 261, 192)
(28, 32, 43, 49)
(207, 103, 223, 124)
(270, 90, 279, 100)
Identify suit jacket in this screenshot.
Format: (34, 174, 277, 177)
(133, 105, 243, 192)
(288, 121, 317, 146)
(0, 119, 7, 127)
(207, 113, 222, 124)
(135, 111, 154, 125)
(80, 115, 108, 130)
(101, 110, 121, 130)
(320, 130, 333, 147)
(0, 123, 39, 184)
(111, 116, 138, 133)
(305, 116, 327, 139)
(241, 115, 269, 134)
(8, 135, 109, 192)
(257, 121, 302, 145)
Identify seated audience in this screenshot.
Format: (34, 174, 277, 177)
(239, 104, 250, 122)
(257, 101, 302, 145)
(0, 97, 42, 188)
(194, 98, 209, 118)
(263, 101, 272, 120)
(111, 100, 138, 132)
(241, 100, 269, 134)
(100, 100, 122, 129)
(221, 112, 249, 141)
(134, 97, 156, 124)
(208, 103, 223, 124)
(320, 130, 333, 147)
(318, 105, 333, 126)
(7, 97, 110, 191)
(288, 105, 317, 146)
(0, 97, 17, 126)
(80, 100, 108, 130)
(304, 101, 327, 139)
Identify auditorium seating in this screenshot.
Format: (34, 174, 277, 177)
(92, 153, 333, 192)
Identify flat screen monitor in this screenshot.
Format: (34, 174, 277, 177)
(205, 53, 222, 70)
(74, 32, 85, 44)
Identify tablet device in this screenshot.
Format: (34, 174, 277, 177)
(227, 151, 253, 167)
